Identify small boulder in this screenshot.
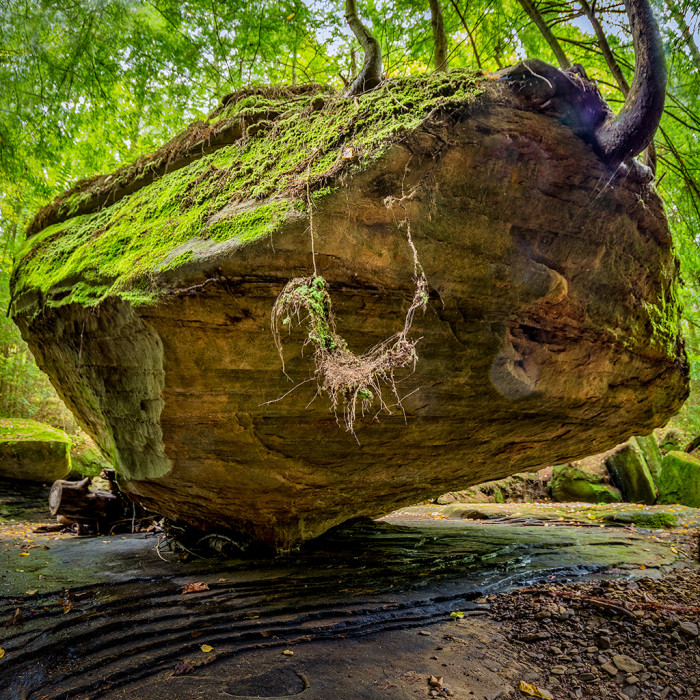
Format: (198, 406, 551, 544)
(678, 621, 699, 638)
(550, 458, 621, 504)
(657, 451, 700, 507)
(606, 440, 657, 505)
(634, 434, 663, 481)
(0, 418, 72, 483)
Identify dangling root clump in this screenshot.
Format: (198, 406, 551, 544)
(271, 271, 428, 436)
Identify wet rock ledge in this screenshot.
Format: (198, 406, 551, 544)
(9, 71, 689, 549)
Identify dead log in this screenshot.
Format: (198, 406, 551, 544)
(49, 478, 121, 532)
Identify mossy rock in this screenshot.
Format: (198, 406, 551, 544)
(550, 463, 622, 504)
(0, 418, 72, 482)
(656, 451, 700, 507)
(70, 444, 113, 478)
(601, 509, 678, 529)
(658, 429, 684, 454)
(8, 69, 690, 549)
(634, 434, 663, 481)
(606, 440, 657, 505)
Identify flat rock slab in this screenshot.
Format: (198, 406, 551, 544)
(0, 514, 678, 699)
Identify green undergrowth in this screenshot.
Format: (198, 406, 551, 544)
(0, 417, 72, 444)
(13, 71, 483, 312)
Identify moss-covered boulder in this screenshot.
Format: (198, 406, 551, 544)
(9, 71, 689, 549)
(656, 451, 700, 507)
(0, 418, 72, 482)
(635, 434, 663, 481)
(606, 439, 658, 504)
(550, 459, 622, 504)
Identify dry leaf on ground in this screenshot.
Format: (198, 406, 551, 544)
(519, 680, 553, 699)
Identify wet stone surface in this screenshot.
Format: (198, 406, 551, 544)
(0, 497, 698, 699)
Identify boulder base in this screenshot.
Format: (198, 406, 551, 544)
(10, 74, 689, 549)
(606, 439, 658, 505)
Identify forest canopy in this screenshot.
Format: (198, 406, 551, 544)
(0, 0, 699, 430)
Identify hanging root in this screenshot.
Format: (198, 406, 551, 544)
(271, 274, 428, 435)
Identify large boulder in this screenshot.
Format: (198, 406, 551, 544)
(10, 72, 688, 549)
(656, 451, 700, 507)
(0, 418, 72, 482)
(606, 438, 658, 504)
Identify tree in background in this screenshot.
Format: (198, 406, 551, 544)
(0, 0, 699, 432)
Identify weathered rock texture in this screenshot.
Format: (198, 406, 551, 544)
(10, 72, 688, 549)
(0, 419, 72, 482)
(657, 451, 700, 507)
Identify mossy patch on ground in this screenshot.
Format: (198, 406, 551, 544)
(13, 72, 483, 312)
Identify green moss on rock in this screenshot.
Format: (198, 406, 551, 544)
(12, 72, 483, 312)
(634, 434, 663, 481)
(606, 440, 657, 505)
(550, 463, 622, 504)
(0, 418, 72, 445)
(0, 418, 72, 482)
(657, 450, 700, 507)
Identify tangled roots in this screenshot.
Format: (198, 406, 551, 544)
(271, 275, 428, 436)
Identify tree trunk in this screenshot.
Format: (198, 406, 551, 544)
(579, 0, 630, 95)
(594, 0, 667, 167)
(429, 0, 448, 71)
(344, 0, 383, 96)
(517, 0, 572, 69)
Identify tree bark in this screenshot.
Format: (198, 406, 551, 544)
(517, 0, 572, 69)
(594, 0, 667, 167)
(429, 0, 448, 71)
(344, 0, 383, 96)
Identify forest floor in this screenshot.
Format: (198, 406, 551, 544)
(0, 484, 699, 699)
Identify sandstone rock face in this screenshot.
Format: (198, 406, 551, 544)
(10, 73, 688, 549)
(0, 419, 72, 482)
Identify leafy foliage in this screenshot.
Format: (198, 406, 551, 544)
(0, 0, 699, 435)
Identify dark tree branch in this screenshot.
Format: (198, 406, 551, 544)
(449, 0, 483, 70)
(344, 0, 382, 97)
(594, 0, 667, 166)
(666, 0, 700, 71)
